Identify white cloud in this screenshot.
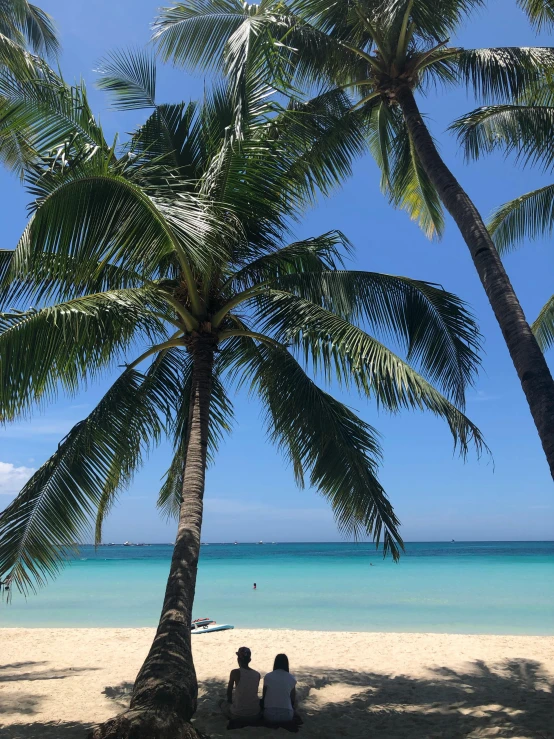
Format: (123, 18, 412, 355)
(0, 461, 35, 495)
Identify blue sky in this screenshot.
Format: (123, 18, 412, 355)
(0, 0, 553, 543)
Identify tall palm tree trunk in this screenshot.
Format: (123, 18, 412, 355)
(90, 335, 216, 739)
(395, 85, 554, 480)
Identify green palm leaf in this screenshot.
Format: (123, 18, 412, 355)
(0, 369, 162, 594)
(153, 0, 250, 69)
(0, 0, 58, 57)
(0, 74, 108, 169)
(451, 103, 554, 172)
(0, 289, 168, 421)
(230, 231, 349, 290)
(532, 294, 554, 351)
(95, 347, 193, 541)
(270, 270, 481, 406)
(223, 335, 402, 558)
(457, 47, 554, 104)
(96, 48, 157, 111)
(16, 162, 222, 281)
(250, 290, 486, 456)
(517, 0, 554, 30)
(488, 184, 554, 253)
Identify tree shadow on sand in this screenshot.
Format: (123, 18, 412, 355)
(0, 720, 92, 738)
(191, 657, 553, 738)
(2, 657, 552, 739)
(0, 661, 96, 684)
(0, 661, 100, 737)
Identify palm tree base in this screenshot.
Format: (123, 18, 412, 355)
(88, 708, 208, 739)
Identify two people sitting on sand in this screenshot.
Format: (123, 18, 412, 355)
(220, 646, 300, 725)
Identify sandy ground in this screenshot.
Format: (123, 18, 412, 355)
(0, 628, 553, 738)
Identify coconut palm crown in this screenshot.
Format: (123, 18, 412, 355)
(0, 49, 485, 590)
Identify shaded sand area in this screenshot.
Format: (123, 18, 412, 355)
(1, 629, 553, 738)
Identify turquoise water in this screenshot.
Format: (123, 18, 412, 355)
(1, 542, 553, 634)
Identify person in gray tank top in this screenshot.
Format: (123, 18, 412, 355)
(219, 646, 261, 722)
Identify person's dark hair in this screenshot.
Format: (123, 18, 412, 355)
(273, 653, 289, 672)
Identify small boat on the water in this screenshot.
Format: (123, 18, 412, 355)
(191, 618, 234, 634)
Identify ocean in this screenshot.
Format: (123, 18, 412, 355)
(1, 541, 552, 634)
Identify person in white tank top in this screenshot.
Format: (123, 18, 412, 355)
(219, 646, 261, 722)
(262, 653, 301, 724)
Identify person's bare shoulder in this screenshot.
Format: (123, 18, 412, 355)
(230, 667, 240, 681)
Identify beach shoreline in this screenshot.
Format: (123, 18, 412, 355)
(1, 628, 553, 738)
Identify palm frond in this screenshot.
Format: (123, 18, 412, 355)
(94, 347, 194, 541)
(129, 101, 200, 171)
(451, 104, 554, 172)
(1, 251, 144, 307)
(488, 184, 554, 253)
(18, 158, 222, 280)
(251, 290, 487, 457)
(96, 48, 157, 111)
(270, 270, 481, 406)
(278, 89, 369, 204)
(157, 440, 187, 521)
(230, 231, 349, 290)
(0, 288, 167, 421)
(0, 1, 59, 57)
(397, 0, 484, 42)
(22, 3, 59, 58)
(517, 0, 554, 30)
(153, 0, 250, 69)
(0, 249, 13, 286)
(457, 47, 554, 104)
(0, 369, 163, 594)
(366, 102, 444, 239)
(532, 293, 554, 352)
(223, 335, 403, 559)
(0, 74, 108, 164)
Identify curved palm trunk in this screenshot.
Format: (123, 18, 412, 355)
(90, 335, 215, 739)
(395, 85, 554, 480)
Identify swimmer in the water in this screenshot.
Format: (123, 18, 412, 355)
(253, 583, 257, 590)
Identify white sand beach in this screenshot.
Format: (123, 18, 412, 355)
(1, 628, 553, 738)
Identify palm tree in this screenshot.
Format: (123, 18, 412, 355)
(153, 0, 554, 479)
(451, 8, 554, 353)
(0, 54, 485, 738)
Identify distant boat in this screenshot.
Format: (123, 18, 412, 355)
(234, 542, 238, 545)
(257, 541, 263, 545)
(123, 541, 133, 547)
(451, 539, 455, 542)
